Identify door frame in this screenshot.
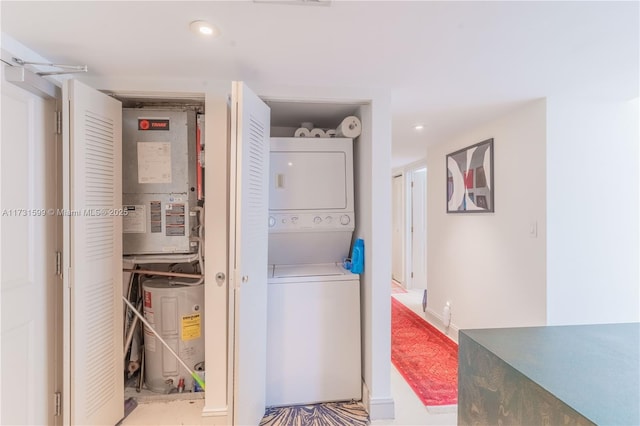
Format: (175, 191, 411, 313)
(402, 163, 427, 291)
(1, 60, 62, 425)
(391, 173, 405, 285)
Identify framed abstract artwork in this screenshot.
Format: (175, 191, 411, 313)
(446, 138, 494, 213)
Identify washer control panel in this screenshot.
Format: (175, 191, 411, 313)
(268, 212, 354, 231)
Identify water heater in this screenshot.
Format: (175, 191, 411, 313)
(122, 109, 198, 255)
(142, 278, 204, 393)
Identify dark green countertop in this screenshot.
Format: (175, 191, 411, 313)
(461, 323, 640, 426)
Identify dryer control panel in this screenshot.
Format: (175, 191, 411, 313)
(268, 212, 354, 232)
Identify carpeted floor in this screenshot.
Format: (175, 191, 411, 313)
(391, 297, 458, 406)
(260, 401, 369, 426)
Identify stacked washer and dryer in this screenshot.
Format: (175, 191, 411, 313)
(266, 137, 362, 406)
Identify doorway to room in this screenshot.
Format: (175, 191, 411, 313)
(391, 166, 427, 293)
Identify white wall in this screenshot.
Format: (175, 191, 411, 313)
(546, 97, 639, 325)
(355, 101, 394, 419)
(426, 99, 548, 336)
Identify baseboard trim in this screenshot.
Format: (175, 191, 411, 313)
(425, 308, 460, 343)
(200, 406, 228, 425)
(201, 406, 228, 417)
(426, 404, 457, 414)
(368, 397, 396, 420)
(362, 381, 395, 420)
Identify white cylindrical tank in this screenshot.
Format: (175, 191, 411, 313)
(142, 278, 204, 393)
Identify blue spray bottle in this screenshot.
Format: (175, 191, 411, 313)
(350, 238, 364, 274)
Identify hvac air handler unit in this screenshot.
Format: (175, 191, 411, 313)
(122, 109, 198, 255)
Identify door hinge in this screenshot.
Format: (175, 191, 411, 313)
(55, 251, 62, 276)
(411, 272, 414, 278)
(56, 110, 62, 135)
(54, 392, 61, 417)
(411, 181, 414, 188)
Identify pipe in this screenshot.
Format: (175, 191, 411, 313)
(124, 300, 142, 361)
(123, 268, 203, 279)
(123, 268, 137, 337)
(196, 117, 203, 201)
(124, 253, 199, 265)
(122, 296, 206, 391)
(169, 207, 205, 286)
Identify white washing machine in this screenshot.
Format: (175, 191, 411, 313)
(266, 263, 361, 407)
(266, 137, 361, 406)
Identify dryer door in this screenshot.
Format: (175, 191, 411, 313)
(270, 151, 347, 211)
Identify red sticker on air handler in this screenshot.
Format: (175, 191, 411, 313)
(144, 290, 152, 308)
(138, 118, 170, 131)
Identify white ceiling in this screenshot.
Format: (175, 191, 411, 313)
(2, 1, 638, 168)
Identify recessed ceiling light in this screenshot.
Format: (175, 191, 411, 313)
(414, 124, 424, 131)
(190, 20, 219, 37)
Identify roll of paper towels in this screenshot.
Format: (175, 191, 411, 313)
(336, 116, 362, 138)
(294, 127, 311, 137)
(300, 122, 314, 130)
(325, 129, 336, 138)
(310, 128, 326, 138)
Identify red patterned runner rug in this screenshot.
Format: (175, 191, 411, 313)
(391, 297, 458, 406)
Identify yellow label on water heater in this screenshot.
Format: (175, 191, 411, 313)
(181, 313, 201, 341)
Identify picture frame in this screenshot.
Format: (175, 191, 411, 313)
(446, 138, 494, 213)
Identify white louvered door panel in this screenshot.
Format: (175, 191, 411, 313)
(230, 82, 270, 426)
(62, 80, 123, 426)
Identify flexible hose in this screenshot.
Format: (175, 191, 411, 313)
(123, 268, 202, 279)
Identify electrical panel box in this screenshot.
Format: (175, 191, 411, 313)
(122, 109, 198, 255)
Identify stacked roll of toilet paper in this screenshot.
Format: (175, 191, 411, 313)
(294, 122, 315, 137)
(310, 128, 325, 138)
(294, 127, 328, 138)
(336, 116, 362, 138)
(294, 117, 362, 138)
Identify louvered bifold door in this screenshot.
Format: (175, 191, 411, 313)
(230, 82, 271, 426)
(62, 80, 123, 425)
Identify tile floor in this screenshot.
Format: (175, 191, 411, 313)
(121, 288, 457, 426)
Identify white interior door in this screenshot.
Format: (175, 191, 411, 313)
(62, 79, 123, 425)
(411, 168, 427, 289)
(392, 175, 404, 284)
(1, 66, 60, 426)
(229, 82, 271, 425)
